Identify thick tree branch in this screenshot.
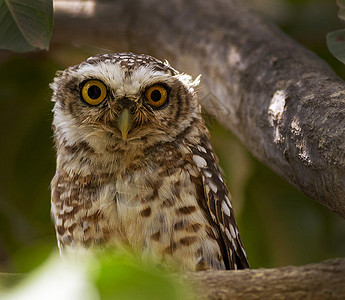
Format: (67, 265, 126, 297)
(182, 258, 345, 299)
(52, 0, 345, 219)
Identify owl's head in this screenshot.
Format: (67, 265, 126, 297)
(51, 53, 201, 153)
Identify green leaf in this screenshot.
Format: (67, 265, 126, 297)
(0, 253, 192, 300)
(0, 0, 53, 52)
(0, 273, 24, 289)
(92, 252, 192, 300)
(327, 29, 345, 64)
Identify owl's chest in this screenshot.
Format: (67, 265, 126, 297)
(98, 165, 198, 247)
(53, 154, 200, 251)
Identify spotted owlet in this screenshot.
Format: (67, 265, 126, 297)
(50, 53, 249, 271)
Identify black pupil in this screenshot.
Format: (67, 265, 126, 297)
(150, 89, 161, 102)
(88, 85, 102, 99)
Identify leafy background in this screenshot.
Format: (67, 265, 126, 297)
(0, 0, 344, 279)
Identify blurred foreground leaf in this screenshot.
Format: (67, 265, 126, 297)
(0, 273, 24, 289)
(327, 29, 345, 64)
(0, 0, 53, 52)
(0, 253, 98, 300)
(93, 253, 191, 300)
(0, 251, 192, 300)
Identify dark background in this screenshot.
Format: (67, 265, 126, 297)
(0, 0, 344, 273)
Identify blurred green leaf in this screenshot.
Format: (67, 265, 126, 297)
(0, 0, 53, 52)
(10, 238, 56, 273)
(93, 252, 191, 300)
(0, 252, 192, 300)
(0, 253, 98, 300)
(0, 273, 23, 289)
(327, 29, 345, 64)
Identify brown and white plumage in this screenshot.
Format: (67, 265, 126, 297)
(50, 52, 249, 271)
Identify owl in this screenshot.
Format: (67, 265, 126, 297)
(50, 52, 249, 271)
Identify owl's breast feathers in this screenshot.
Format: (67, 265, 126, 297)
(51, 125, 249, 271)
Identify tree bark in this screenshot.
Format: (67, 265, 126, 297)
(182, 258, 345, 300)
(52, 0, 345, 219)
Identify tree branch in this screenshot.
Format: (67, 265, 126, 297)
(182, 258, 345, 299)
(52, 0, 345, 219)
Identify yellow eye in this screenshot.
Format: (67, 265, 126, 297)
(81, 80, 107, 105)
(146, 85, 168, 108)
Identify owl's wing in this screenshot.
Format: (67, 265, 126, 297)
(190, 139, 249, 270)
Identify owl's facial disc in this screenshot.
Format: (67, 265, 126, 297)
(51, 53, 201, 149)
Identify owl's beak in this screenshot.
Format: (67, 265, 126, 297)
(117, 108, 132, 140)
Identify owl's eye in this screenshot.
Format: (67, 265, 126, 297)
(146, 85, 168, 108)
(81, 80, 107, 105)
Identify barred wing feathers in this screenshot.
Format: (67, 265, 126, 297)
(190, 138, 249, 270)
